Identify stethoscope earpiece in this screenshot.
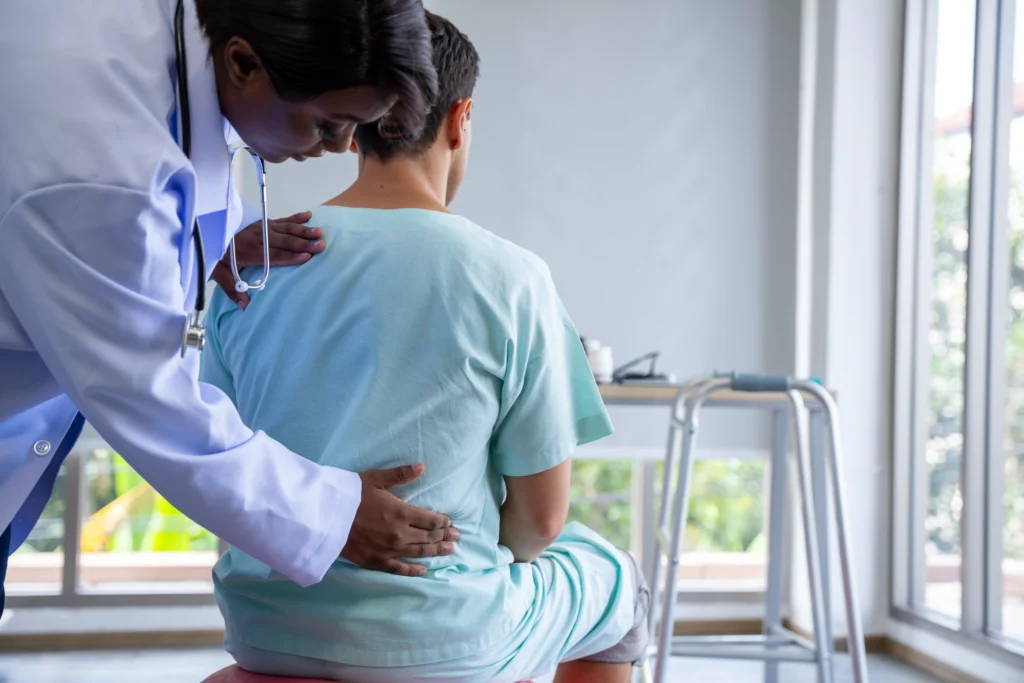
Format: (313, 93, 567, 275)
(235, 281, 249, 294)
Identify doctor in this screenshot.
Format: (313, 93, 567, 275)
(0, 0, 455, 616)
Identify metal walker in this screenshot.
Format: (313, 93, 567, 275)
(645, 373, 868, 683)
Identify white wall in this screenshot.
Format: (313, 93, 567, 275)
(822, 0, 903, 638)
(246, 0, 803, 449)
(787, 0, 904, 639)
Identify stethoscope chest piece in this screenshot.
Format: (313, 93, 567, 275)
(181, 311, 206, 358)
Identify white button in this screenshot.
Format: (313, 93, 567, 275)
(33, 440, 52, 456)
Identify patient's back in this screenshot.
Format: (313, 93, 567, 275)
(201, 206, 602, 668)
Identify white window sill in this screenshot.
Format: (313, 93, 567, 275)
(0, 604, 224, 636)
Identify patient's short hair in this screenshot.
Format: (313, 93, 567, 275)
(354, 11, 479, 161)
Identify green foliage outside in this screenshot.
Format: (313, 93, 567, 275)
(567, 460, 633, 549)
(566, 459, 766, 554)
(928, 127, 1024, 562)
(91, 452, 216, 552)
(1001, 136, 1024, 562)
(21, 450, 216, 554)
(681, 460, 766, 554)
(926, 135, 970, 558)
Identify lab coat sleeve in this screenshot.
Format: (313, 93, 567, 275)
(0, 183, 361, 588)
(199, 320, 237, 406)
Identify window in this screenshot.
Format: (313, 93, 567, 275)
(921, 0, 976, 622)
(6, 465, 66, 596)
(999, 0, 1024, 644)
(79, 449, 216, 593)
(568, 460, 633, 548)
(6, 437, 218, 607)
(666, 459, 767, 590)
(895, 0, 1024, 659)
(562, 457, 769, 591)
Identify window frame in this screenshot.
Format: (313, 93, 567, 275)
(892, 0, 1024, 665)
(6, 443, 226, 610)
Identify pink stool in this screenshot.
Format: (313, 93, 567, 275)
(202, 665, 533, 683)
(202, 667, 334, 683)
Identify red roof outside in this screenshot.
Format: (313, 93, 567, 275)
(935, 81, 1024, 135)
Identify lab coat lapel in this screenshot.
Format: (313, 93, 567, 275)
(181, 0, 235, 267)
(182, 0, 230, 219)
(225, 129, 247, 240)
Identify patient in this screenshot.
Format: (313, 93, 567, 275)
(200, 12, 649, 683)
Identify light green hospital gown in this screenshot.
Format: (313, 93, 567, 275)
(200, 207, 635, 683)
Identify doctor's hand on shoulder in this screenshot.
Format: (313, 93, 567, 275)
(212, 211, 326, 310)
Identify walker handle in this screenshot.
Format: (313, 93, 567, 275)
(730, 373, 791, 393)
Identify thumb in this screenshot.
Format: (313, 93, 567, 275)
(364, 463, 425, 490)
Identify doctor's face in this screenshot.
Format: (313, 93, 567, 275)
(215, 39, 399, 164)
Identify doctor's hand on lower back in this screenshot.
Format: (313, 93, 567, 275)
(341, 464, 459, 577)
(211, 211, 327, 310)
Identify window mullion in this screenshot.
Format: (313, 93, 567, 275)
(983, 0, 1018, 637)
(961, 0, 1001, 636)
(61, 451, 84, 599)
(893, 0, 927, 611)
(910, 0, 942, 610)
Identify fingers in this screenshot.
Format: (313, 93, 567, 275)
(406, 503, 453, 532)
(268, 232, 326, 257)
(267, 249, 314, 267)
(277, 211, 313, 224)
(270, 221, 323, 242)
(404, 540, 456, 559)
(404, 525, 460, 546)
(364, 463, 425, 490)
(381, 559, 427, 578)
(210, 262, 250, 310)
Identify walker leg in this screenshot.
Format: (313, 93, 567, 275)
(789, 392, 832, 683)
(823, 409, 869, 683)
(764, 408, 789, 683)
(810, 409, 835, 681)
(649, 408, 683, 640)
(654, 404, 701, 683)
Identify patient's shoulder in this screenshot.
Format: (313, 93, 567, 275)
(438, 216, 554, 294)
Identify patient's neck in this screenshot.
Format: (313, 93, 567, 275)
(325, 154, 450, 213)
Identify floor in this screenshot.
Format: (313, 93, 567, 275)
(0, 648, 942, 683)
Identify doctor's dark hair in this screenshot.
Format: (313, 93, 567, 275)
(353, 11, 479, 161)
(195, 0, 438, 139)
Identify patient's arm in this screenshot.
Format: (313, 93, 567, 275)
(499, 460, 571, 562)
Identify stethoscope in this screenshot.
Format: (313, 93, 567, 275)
(175, 0, 271, 357)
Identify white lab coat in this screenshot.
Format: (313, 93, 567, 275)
(0, 0, 360, 587)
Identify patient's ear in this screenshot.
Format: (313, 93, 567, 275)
(349, 139, 358, 154)
(448, 98, 473, 151)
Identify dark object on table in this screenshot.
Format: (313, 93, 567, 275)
(613, 352, 675, 384)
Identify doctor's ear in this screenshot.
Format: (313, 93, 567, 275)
(221, 37, 267, 88)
